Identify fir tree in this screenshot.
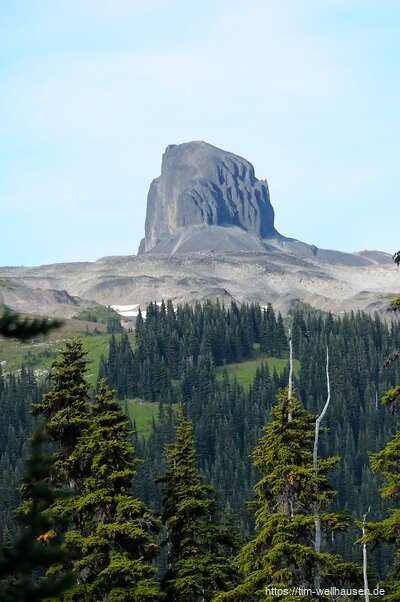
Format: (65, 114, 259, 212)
(58, 379, 162, 601)
(31, 339, 90, 490)
(0, 309, 62, 341)
(218, 502, 244, 560)
(27, 340, 90, 595)
(215, 387, 359, 601)
(361, 428, 400, 601)
(0, 424, 73, 601)
(358, 296, 400, 600)
(158, 405, 238, 601)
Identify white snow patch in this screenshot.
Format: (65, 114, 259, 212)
(110, 304, 142, 318)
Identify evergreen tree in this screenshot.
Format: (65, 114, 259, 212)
(158, 405, 238, 601)
(215, 388, 359, 601)
(59, 380, 161, 601)
(361, 401, 400, 601)
(31, 339, 90, 490)
(4, 300, 400, 586)
(0, 309, 62, 341)
(106, 314, 123, 334)
(26, 340, 90, 595)
(358, 297, 400, 599)
(0, 424, 73, 601)
(218, 502, 244, 559)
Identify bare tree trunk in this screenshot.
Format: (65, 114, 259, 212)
(282, 328, 294, 518)
(313, 347, 331, 594)
(362, 508, 371, 602)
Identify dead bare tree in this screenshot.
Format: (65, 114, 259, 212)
(313, 347, 331, 592)
(362, 508, 371, 602)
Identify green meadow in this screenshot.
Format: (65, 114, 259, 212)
(0, 319, 297, 437)
(216, 355, 299, 389)
(0, 319, 134, 387)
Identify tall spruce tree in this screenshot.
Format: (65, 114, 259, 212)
(24, 339, 91, 598)
(215, 387, 359, 602)
(59, 379, 161, 601)
(0, 307, 67, 600)
(31, 339, 90, 491)
(158, 405, 238, 601)
(0, 424, 73, 601)
(361, 387, 400, 602)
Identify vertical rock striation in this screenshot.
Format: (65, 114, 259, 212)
(138, 141, 278, 254)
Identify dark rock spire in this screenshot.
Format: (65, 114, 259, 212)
(138, 141, 278, 254)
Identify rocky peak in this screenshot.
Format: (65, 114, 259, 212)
(138, 141, 278, 254)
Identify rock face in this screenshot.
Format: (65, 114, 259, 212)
(138, 141, 278, 254)
(2, 140, 397, 320)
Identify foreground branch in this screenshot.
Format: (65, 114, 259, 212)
(0, 310, 63, 341)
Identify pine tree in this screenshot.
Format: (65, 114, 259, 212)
(215, 387, 359, 601)
(158, 405, 238, 601)
(31, 339, 90, 490)
(106, 333, 119, 392)
(0, 309, 62, 341)
(27, 340, 90, 595)
(59, 379, 161, 601)
(358, 298, 400, 600)
(361, 429, 400, 601)
(218, 502, 243, 559)
(0, 424, 73, 601)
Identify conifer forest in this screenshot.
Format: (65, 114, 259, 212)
(1, 300, 400, 601)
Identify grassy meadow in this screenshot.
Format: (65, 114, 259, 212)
(0, 317, 295, 437)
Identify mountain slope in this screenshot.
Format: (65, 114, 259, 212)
(2, 141, 399, 317)
(0, 248, 397, 318)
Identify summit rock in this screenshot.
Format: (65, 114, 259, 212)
(138, 141, 278, 254)
(1, 141, 397, 320)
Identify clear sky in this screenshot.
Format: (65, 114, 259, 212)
(1, 0, 399, 266)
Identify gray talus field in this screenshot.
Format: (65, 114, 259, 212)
(0, 248, 398, 318)
(1, 141, 399, 317)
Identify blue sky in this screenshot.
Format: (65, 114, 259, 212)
(1, 0, 399, 266)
